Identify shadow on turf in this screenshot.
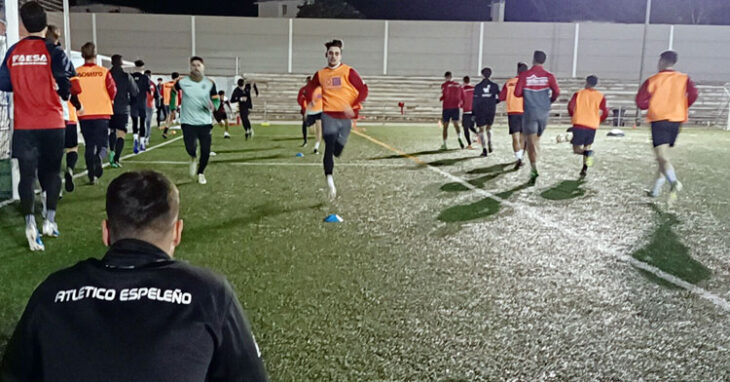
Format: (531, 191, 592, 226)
(213, 146, 282, 154)
(441, 162, 517, 192)
(631, 204, 711, 288)
(369, 148, 459, 160)
(270, 137, 303, 142)
(211, 154, 291, 164)
(540, 179, 587, 201)
(437, 181, 532, 223)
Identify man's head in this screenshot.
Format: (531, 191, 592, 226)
(144, 69, 152, 76)
(157, 77, 163, 83)
(658, 50, 678, 71)
(305, 75, 312, 83)
(81, 42, 97, 61)
(45, 24, 60, 45)
(135, 59, 145, 70)
(325, 39, 343, 67)
(111, 54, 123, 67)
(20, 1, 47, 35)
(517, 62, 528, 74)
(444, 71, 452, 81)
(237, 78, 245, 88)
(463, 76, 470, 84)
(586, 75, 598, 89)
(481, 67, 492, 79)
(171, 72, 180, 80)
(218, 90, 225, 97)
(190, 56, 205, 76)
(103, 171, 183, 256)
(533, 50, 547, 66)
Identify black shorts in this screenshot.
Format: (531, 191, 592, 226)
(475, 112, 495, 127)
(79, 119, 110, 148)
(305, 112, 322, 127)
(442, 108, 460, 123)
(213, 110, 228, 123)
(65, 123, 78, 148)
(651, 121, 681, 147)
(109, 114, 129, 133)
(508, 114, 523, 134)
(570, 127, 596, 146)
(462, 113, 475, 131)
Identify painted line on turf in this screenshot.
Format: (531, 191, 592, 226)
(352, 130, 730, 313)
(125, 160, 408, 168)
(0, 135, 184, 210)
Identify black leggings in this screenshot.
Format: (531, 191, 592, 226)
(156, 105, 168, 127)
(12, 129, 64, 215)
(80, 119, 109, 181)
(323, 135, 345, 176)
(132, 114, 146, 137)
(181, 124, 213, 174)
(240, 108, 252, 132)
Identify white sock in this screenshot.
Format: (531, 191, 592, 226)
(515, 150, 524, 160)
(652, 175, 666, 196)
(327, 174, 335, 188)
(443, 139, 447, 145)
(487, 130, 492, 145)
(314, 141, 320, 150)
(133, 133, 138, 143)
(664, 165, 678, 184)
(25, 214, 36, 228)
(479, 133, 486, 148)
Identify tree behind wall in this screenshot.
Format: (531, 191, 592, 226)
(297, 0, 363, 18)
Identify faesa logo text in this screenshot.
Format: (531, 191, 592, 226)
(11, 54, 48, 66)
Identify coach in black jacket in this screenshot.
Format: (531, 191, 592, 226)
(0, 170, 269, 382)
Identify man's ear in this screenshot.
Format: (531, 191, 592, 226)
(172, 219, 184, 248)
(102, 220, 110, 247)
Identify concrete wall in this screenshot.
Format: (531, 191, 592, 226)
(52, 12, 730, 82)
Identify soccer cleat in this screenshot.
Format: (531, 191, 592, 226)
(189, 158, 197, 179)
(65, 168, 75, 192)
(514, 159, 523, 170)
(529, 169, 539, 185)
(111, 161, 122, 169)
(301, 141, 307, 147)
(224, 132, 231, 139)
(94, 163, 104, 179)
(579, 164, 587, 178)
(42, 219, 59, 238)
(198, 173, 207, 185)
(162, 133, 168, 140)
(140, 140, 146, 152)
(210, 151, 217, 157)
(458, 138, 465, 149)
(313, 148, 319, 154)
(26, 226, 45, 252)
(480, 149, 488, 157)
(668, 181, 683, 206)
(133, 140, 139, 154)
(108, 151, 115, 166)
(440, 143, 447, 151)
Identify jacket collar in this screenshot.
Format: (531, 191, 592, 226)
(102, 239, 172, 269)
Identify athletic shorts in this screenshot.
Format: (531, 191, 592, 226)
(109, 114, 129, 133)
(651, 120, 681, 147)
(213, 110, 228, 123)
(508, 114, 523, 134)
(65, 123, 78, 148)
(570, 127, 596, 146)
(305, 112, 322, 127)
(475, 112, 495, 127)
(442, 108, 460, 123)
(462, 113, 475, 131)
(522, 113, 548, 136)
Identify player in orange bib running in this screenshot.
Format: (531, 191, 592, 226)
(636, 50, 698, 205)
(304, 39, 368, 200)
(499, 62, 528, 168)
(567, 75, 608, 178)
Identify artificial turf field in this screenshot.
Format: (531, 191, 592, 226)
(1, 123, 729, 381)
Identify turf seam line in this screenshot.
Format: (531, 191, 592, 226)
(352, 130, 730, 313)
(124, 160, 406, 168)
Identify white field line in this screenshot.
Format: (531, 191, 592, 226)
(125, 160, 407, 168)
(353, 130, 730, 313)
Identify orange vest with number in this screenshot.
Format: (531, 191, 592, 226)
(317, 64, 360, 112)
(646, 71, 689, 123)
(75, 64, 113, 117)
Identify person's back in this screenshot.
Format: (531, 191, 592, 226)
(1, 171, 269, 382)
(110, 64, 137, 116)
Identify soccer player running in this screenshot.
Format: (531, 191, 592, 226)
(440, 71, 464, 150)
(143, 69, 157, 147)
(162, 72, 181, 139)
(304, 39, 368, 199)
(76, 42, 117, 184)
(472, 67, 501, 157)
(567, 75, 609, 177)
(156, 77, 168, 128)
(297, 76, 310, 146)
(514, 50, 560, 184)
(131, 60, 153, 153)
(176, 56, 220, 185)
(0, 1, 76, 250)
(461, 76, 477, 149)
(636, 50, 698, 204)
(214, 90, 233, 138)
(230, 79, 258, 140)
(304, 80, 324, 154)
(500, 62, 528, 168)
(108, 54, 138, 168)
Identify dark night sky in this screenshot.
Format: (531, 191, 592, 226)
(82, 0, 730, 25)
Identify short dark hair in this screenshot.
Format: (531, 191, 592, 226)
(586, 75, 598, 87)
(305, 76, 312, 82)
(106, 171, 179, 241)
(463, 76, 470, 83)
(237, 79, 244, 87)
(660, 50, 678, 66)
(218, 90, 225, 96)
(157, 77, 163, 81)
(533, 50, 547, 64)
(444, 71, 452, 78)
(481, 67, 492, 78)
(20, 1, 47, 33)
(190, 56, 204, 64)
(144, 70, 152, 76)
(111, 54, 123, 66)
(171, 72, 180, 79)
(517, 62, 528, 73)
(134, 59, 145, 68)
(81, 42, 96, 59)
(325, 39, 343, 51)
